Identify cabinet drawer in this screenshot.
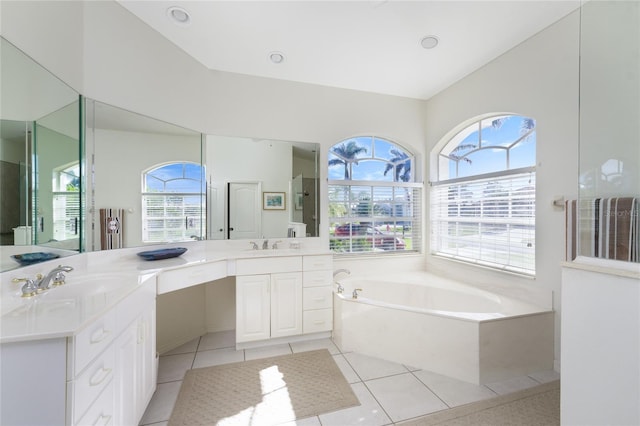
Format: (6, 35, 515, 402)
(157, 260, 227, 294)
(75, 380, 115, 426)
(303, 309, 333, 334)
(303, 287, 332, 310)
(236, 256, 302, 275)
(71, 344, 116, 423)
(303, 255, 332, 271)
(71, 309, 117, 378)
(303, 270, 332, 287)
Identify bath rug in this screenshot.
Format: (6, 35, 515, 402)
(399, 379, 560, 426)
(168, 349, 360, 426)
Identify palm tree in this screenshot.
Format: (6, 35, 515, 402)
(329, 141, 367, 180)
(383, 149, 411, 182)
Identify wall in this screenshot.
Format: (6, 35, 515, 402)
(424, 11, 581, 369)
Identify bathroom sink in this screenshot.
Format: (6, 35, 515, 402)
(1, 273, 139, 317)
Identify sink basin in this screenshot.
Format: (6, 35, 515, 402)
(1, 273, 139, 317)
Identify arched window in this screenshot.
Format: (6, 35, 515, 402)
(142, 162, 206, 243)
(328, 136, 422, 254)
(431, 114, 536, 275)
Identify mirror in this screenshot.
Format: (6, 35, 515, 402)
(85, 99, 204, 251)
(1, 37, 81, 272)
(206, 135, 319, 240)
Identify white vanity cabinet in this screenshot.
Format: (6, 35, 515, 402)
(235, 254, 332, 344)
(0, 285, 157, 426)
(235, 256, 304, 343)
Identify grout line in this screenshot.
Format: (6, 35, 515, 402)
(408, 369, 451, 409)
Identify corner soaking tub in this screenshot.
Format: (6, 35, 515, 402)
(332, 272, 554, 384)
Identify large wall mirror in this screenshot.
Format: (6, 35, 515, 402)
(1, 38, 82, 272)
(206, 135, 319, 241)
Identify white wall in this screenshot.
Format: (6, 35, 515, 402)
(424, 11, 581, 368)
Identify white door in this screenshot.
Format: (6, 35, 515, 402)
(228, 182, 261, 240)
(208, 183, 225, 240)
(270, 272, 303, 338)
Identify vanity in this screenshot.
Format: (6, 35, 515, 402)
(0, 241, 333, 426)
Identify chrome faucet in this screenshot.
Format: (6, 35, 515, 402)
(271, 240, 282, 249)
(352, 288, 363, 299)
(36, 265, 74, 291)
(262, 239, 269, 250)
(250, 241, 259, 250)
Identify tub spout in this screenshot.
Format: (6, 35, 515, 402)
(333, 268, 350, 278)
(352, 288, 363, 299)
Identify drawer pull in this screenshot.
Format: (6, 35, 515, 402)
(89, 367, 112, 386)
(313, 297, 326, 302)
(90, 328, 111, 344)
(92, 414, 112, 426)
(313, 320, 326, 325)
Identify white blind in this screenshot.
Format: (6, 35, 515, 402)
(430, 171, 535, 275)
(329, 182, 422, 254)
(52, 192, 80, 240)
(142, 194, 205, 242)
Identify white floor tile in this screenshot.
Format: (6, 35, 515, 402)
(157, 353, 195, 383)
(277, 416, 322, 426)
(198, 330, 236, 351)
(245, 343, 293, 360)
(139, 381, 182, 425)
(529, 369, 561, 384)
(365, 373, 448, 423)
(290, 338, 340, 354)
(332, 354, 361, 384)
(413, 369, 497, 407)
(160, 337, 200, 356)
(318, 382, 392, 426)
(343, 352, 409, 381)
(192, 347, 245, 368)
(485, 375, 541, 395)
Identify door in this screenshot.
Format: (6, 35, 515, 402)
(227, 182, 261, 240)
(271, 272, 303, 338)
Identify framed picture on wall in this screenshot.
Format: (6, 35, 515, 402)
(263, 192, 286, 210)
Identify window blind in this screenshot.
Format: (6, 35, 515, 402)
(430, 171, 535, 275)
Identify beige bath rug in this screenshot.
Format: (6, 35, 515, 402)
(168, 349, 360, 426)
(399, 379, 560, 426)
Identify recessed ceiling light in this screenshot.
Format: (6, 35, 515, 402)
(420, 35, 439, 49)
(269, 52, 285, 64)
(167, 6, 191, 26)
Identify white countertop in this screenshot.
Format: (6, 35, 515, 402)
(0, 240, 331, 344)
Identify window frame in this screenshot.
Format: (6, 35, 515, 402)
(430, 115, 537, 276)
(328, 136, 423, 256)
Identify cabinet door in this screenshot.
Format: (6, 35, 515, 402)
(236, 275, 271, 342)
(271, 272, 303, 338)
(115, 324, 137, 426)
(137, 303, 157, 418)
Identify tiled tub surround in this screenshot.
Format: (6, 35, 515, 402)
(333, 272, 554, 385)
(0, 239, 331, 426)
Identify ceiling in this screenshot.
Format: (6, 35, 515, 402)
(117, 0, 579, 100)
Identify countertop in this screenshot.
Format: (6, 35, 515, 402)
(0, 240, 331, 344)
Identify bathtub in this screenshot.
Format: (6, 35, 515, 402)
(332, 271, 554, 385)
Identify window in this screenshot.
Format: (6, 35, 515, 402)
(142, 162, 206, 243)
(52, 163, 80, 241)
(430, 115, 536, 275)
(328, 136, 422, 254)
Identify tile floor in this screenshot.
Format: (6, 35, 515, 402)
(139, 331, 560, 426)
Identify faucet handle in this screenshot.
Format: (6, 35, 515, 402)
(51, 271, 68, 287)
(272, 240, 282, 249)
(249, 241, 259, 250)
(12, 278, 38, 298)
